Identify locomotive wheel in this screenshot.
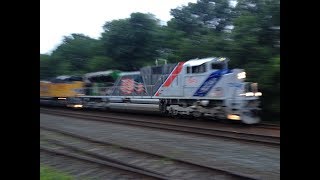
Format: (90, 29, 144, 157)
(192, 111, 202, 118)
(168, 107, 175, 117)
(172, 109, 178, 116)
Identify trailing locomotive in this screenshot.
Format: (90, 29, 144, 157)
(40, 76, 84, 106)
(40, 57, 262, 124)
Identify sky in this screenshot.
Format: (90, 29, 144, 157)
(40, 0, 198, 54)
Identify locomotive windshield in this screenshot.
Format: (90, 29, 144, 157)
(244, 82, 259, 93)
(211, 63, 225, 70)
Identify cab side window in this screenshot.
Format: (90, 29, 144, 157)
(186, 67, 191, 74)
(191, 64, 206, 73)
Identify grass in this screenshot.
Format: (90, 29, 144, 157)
(40, 165, 73, 180)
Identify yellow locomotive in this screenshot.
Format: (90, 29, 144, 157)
(40, 76, 84, 106)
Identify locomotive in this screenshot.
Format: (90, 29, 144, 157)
(40, 57, 262, 124)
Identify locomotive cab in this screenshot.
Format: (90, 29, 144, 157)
(183, 58, 228, 97)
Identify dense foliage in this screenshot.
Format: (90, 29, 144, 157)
(40, 0, 279, 121)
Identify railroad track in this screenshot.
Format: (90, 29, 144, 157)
(256, 123, 280, 130)
(40, 125, 260, 180)
(41, 146, 168, 179)
(42, 105, 280, 129)
(41, 146, 166, 179)
(40, 107, 280, 147)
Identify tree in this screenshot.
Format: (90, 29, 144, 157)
(87, 56, 116, 71)
(50, 34, 102, 74)
(40, 54, 55, 79)
(169, 0, 234, 35)
(101, 13, 162, 70)
(229, 0, 280, 120)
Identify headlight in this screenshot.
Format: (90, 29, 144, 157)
(227, 114, 241, 120)
(239, 92, 262, 97)
(254, 92, 262, 96)
(245, 92, 254, 96)
(237, 72, 246, 79)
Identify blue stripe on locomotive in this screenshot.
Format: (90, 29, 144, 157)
(193, 69, 231, 97)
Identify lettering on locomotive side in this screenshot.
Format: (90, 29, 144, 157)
(186, 77, 198, 85)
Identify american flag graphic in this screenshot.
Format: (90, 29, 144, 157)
(120, 78, 135, 94)
(135, 82, 145, 93)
